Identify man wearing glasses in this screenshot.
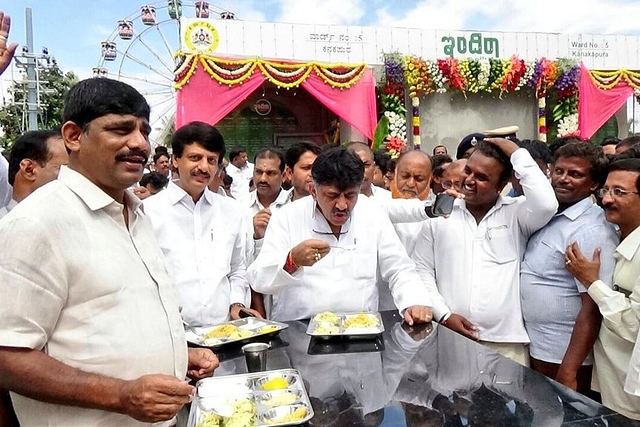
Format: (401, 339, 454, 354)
(247, 147, 433, 325)
(520, 142, 617, 395)
(565, 158, 640, 420)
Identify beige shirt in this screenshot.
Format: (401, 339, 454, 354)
(0, 166, 188, 426)
(588, 225, 640, 419)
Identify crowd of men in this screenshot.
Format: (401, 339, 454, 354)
(1, 9, 640, 426)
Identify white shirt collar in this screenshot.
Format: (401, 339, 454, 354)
(58, 166, 142, 213)
(166, 180, 216, 206)
(555, 197, 594, 221)
(248, 188, 291, 210)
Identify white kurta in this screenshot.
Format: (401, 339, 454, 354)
(412, 148, 558, 343)
(226, 161, 254, 204)
(0, 166, 187, 427)
(247, 195, 432, 321)
(588, 225, 640, 419)
(144, 181, 249, 326)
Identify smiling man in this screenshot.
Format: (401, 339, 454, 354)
(247, 147, 433, 324)
(564, 158, 640, 419)
(143, 121, 260, 327)
(0, 78, 218, 426)
(520, 142, 617, 394)
(413, 138, 558, 366)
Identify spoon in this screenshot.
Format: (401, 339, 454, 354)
(182, 320, 202, 338)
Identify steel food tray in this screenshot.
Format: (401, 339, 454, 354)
(305, 311, 385, 339)
(186, 317, 289, 350)
(188, 368, 314, 427)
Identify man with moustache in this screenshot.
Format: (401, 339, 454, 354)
(248, 147, 433, 324)
(391, 150, 433, 201)
(152, 152, 171, 180)
(413, 138, 558, 365)
(246, 147, 289, 316)
(0, 130, 68, 219)
(565, 158, 640, 419)
(389, 150, 434, 258)
(520, 142, 616, 394)
(284, 141, 322, 202)
(0, 78, 218, 426)
(144, 122, 260, 327)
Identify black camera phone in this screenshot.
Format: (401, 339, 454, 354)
(427, 193, 455, 217)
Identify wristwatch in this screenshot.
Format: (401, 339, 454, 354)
(230, 303, 245, 309)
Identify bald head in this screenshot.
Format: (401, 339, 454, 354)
(347, 142, 375, 196)
(394, 150, 433, 199)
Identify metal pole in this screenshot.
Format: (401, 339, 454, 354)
(25, 8, 38, 131)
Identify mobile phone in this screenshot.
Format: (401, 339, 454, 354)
(239, 308, 255, 318)
(426, 193, 455, 217)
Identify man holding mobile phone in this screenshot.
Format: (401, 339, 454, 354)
(413, 137, 558, 366)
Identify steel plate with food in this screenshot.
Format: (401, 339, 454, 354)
(306, 311, 385, 338)
(187, 369, 314, 427)
(185, 318, 289, 349)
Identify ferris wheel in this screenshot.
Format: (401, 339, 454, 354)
(93, 1, 236, 142)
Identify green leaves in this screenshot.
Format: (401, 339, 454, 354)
(372, 116, 389, 151)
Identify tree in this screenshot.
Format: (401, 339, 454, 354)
(0, 64, 78, 149)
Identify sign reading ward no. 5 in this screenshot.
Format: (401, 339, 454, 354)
(181, 18, 640, 70)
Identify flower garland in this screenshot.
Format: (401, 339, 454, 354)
(590, 69, 640, 90)
(380, 53, 580, 149)
(173, 54, 368, 90)
(374, 52, 408, 155)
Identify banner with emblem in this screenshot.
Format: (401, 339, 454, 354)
(180, 18, 220, 54)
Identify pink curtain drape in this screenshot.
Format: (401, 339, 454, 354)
(176, 67, 266, 128)
(300, 68, 377, 140)
(176, 62, 377, 140)
(579, 62, 634, 139)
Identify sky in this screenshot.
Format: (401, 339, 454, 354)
(3, 0, 640, 132)
(5, 0, 640, 80)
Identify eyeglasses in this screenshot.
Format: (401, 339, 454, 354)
(441, 180, 461, 190)
(596, 187, 640, 198)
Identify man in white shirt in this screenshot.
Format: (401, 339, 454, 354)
(521, 142, 617, 393)
(144, 122, 259, 327)
(246, 147, 290, 316)
(565, 158, 640, 419)
(0, 130, 68, 219)
(0, 78, 218, 426)
(413, 138, 558, 366)
(390, 150, 434, 255)
(152, 151, 171, 180)
(226, 147, 254, 203)
(347, 142, 392, 200)
(247, 147, 433, 324)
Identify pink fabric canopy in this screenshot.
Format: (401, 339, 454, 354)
(579, 62, 634, 140)
(176, 62, 377, 140)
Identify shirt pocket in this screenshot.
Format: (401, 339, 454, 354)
(523, 240, 564, 273)
(352, 248, 377, 280)
(484, 225, 517, 264)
